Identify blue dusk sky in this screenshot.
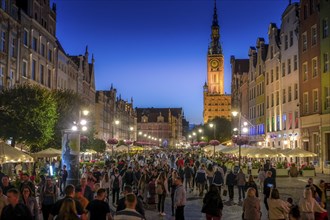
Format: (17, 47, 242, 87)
(53, 0, 295, 124)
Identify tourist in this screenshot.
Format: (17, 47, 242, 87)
(245, 174, 258, 197)
(263, 171, 276, 210)
(212, 167, 224, 192)
(183, 163, 193, 192)
(0, 188, 32, 220)
(19, 173, 35, 197)
(0, 187, 8, 217)
(267, 188, 290, 220)
(174, 176, 186, 220)
(206, 164, 215, 190)
(299, 187, 327, 220)
(156, 172, 168, 216)
(242, 187, 261, 220)
(110, 168, 122, 205)
(116, 185, 145, 217)
(56, 198, 80, 220)
(257, 167, 266, 192)
(39, 177, 57, 220)
(122, 167, 135, 188)
(289, 163, 299, 177)
(168, 168, 178, 216)
(74, 186, 89, 210)
(137, 169, 148, 204)
(236, 169, 246, 203)
(195, 164, 207, 197)
(202, 184, 223, 220)
(92, 166, 102, 183)
(86, 188, 112, 220)
(114, 194, 145, 220)
(59, 165, 68, 196)
(100, 172, 111, 201)
(78, 177, 94, 202)
(20, 186, 39, 220)
(48, 185, 86, 220)
(1, 176, 14, 196)
(225, 170, 236, 203)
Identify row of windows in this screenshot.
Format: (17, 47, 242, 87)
(266, 84, 298, 108)
(266, 111, 299, 132)
(302, 57, 319, 81)
(283, 31, 294, 50)
(303, 89, 320, 114)
(249, 82, 264, 100)
(249, 103, 265, 119)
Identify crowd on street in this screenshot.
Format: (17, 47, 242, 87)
(0, 150, 328, 220)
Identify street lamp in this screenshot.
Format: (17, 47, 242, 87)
(209, 123, 216, 139)
(62, 109, 89, 186)
(231, 111, 249, 169)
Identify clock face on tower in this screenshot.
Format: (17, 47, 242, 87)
(210, 59, 219, 68)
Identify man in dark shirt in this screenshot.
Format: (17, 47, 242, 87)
(116, 185, 145, 217)
(263, 171, 276, 210)
(1, 176, 15, 195)
(48, 184, 86, 220)
(77, 177, 94, 202)
(19, 173, 35, 196)
(86, 188, 112, 220)
(92, 166, 102, 183)
(0, 188, 32, 220)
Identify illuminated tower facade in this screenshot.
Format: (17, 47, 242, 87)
(203, 0, 231, 123)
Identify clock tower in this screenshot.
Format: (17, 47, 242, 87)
(207, 0, 224, 94)
(203, 0, 231, 123)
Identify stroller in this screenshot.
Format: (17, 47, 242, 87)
(146, 179, 157, 209)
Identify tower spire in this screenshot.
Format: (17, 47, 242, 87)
(208, 0, 222, 55)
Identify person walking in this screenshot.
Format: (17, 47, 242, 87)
(202, 184, 223, 220)
(212, 167, 224, 192)
(183, 164, 193, 192)
(39, 177, 57, 220)
(267, 188, 290, 220)
(263, 171, 276, 210)
(225, 170, 236, 204)
(86, 188, 112, 220)
(242, 187, 261, 220)
(0, 187, 8, 217)
(100, 172, 111, 201)
(110, 169, 122, 206)
(195, 164, 207, 197)
(116, 185, 145, 218)
(0, 188, 32, 220)
(174, 176, 186, 220)
(245, 175, 258, 197)
(299, 187, 327, 220)
(20, 186, 39, 220)
(156, 172, 168, 216)
(56, 198, 80, 220)
(257, 167, 266, 192)
(114, 194, 145, 220)
(206, 164, 215, 191)
(236, 169, 246, 204)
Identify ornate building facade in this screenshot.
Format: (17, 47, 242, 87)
(136, 108, 184, 147)
(203, 1, 231, 123)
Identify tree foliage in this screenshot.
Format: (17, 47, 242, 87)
(88, 138, 106, 153)
(0, 85, 57, 147)
(47, 90, 85, 149)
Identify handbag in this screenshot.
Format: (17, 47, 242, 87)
(222, 189, 227, 196)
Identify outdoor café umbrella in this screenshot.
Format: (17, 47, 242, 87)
(284, 148, 317, 157)
(0, 142, 34, 164)
(247, 147, 278, 158)
(33, 147, 62, 158)
(114, 145, 128, 152)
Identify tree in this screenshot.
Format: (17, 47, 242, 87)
(204, 117, 232, 143)
(46, 90, 85, 149)
(88, 138, 106, 153)
(0, 85, 57, 148)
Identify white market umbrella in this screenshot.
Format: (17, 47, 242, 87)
(0, 142, 34, 164)
(33, 147, 62, 158)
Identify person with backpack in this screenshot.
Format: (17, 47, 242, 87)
(110, 169, 122, 206)
(122, 167, 135, 188)
(195, 164, 207, 197)
(39, 177, 57, 219)
(184, 164, 193, 192)
(212, 167, 224, 192)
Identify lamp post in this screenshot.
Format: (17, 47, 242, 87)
(231, 111, 249, 169)
(62, 109, 89, 186)
(209, 123, 216, 139)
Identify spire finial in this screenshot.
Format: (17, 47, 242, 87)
(213, 0, 218, 26)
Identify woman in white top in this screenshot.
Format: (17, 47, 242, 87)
(100, 172, 111, 201)
(298, 187, 327, 220)
(267, 188, 290, 220)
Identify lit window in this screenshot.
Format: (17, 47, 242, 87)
(323, 19, 329, 38)
(303, 62, 308, 81)
(313, 89, 318, 112)
(302, 32, 307, 51)
(303, 92, 309, 114)
(312, 57, 318, 77)
(311, 25, 317, 46)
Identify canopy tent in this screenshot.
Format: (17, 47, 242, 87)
(245, 147, 278, 158)
(204, 145, 226, 152)
(0, 142, 34, 164)
(82, 149, 97, 154)
(113, 145, 129, 152)
(284, 148, 317, 157)
(33, 148, 62, 158)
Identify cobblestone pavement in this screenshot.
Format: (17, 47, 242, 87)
(109, 174, 330, 220)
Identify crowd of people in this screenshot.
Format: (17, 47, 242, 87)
(0, 150, 328, 220)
